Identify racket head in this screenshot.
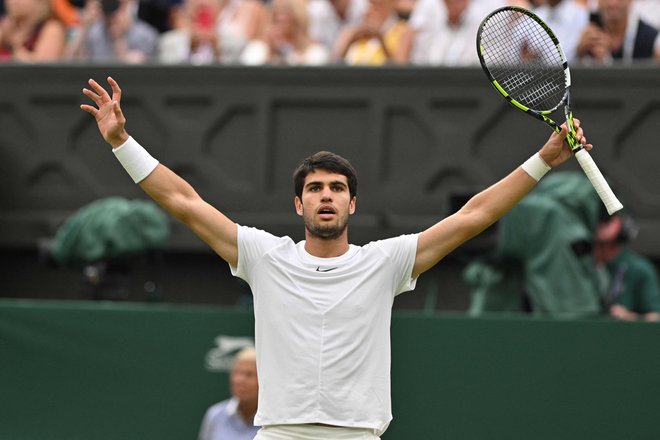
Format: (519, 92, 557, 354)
(476, 6, 570, 115)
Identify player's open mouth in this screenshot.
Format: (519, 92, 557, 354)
(318, 206, 336, 219)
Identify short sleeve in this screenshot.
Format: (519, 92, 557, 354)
(371, 233, 420, 295)
(230, 225, 288, 284)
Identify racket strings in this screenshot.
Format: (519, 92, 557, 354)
(479, 9, 566, 111)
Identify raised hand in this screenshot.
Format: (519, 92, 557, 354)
(81, 77, 129, 148)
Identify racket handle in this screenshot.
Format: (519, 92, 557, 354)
(574, 148, 623, 215)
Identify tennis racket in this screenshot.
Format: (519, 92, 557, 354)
(476, 6, 623, 215)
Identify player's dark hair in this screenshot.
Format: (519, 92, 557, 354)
(293, 151, 358, 200)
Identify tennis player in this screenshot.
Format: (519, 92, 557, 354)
(81, 76, 591, 439)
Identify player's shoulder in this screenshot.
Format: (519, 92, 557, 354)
(362, 233, 419, 254)
(237, 224, 294, 243)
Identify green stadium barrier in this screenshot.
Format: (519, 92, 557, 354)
(1, 299, 659, 439)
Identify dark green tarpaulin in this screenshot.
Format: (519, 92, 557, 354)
(51, 197, 170, 267)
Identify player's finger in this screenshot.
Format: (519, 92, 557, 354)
(88, 78, 110, 102)
(574, 122, 587, 145)
(108, 76, 122, 103)
(80, 104, 98, 117)
(557, 123, 569, 139)
(82, 88, 103, 107)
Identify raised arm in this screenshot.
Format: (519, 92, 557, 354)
(412, 120, 591, 278)
(81, 77, 238, 267)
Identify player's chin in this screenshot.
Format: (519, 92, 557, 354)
(307, 222, 347, 240)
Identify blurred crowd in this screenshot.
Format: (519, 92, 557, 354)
(0, 0, 657, 65)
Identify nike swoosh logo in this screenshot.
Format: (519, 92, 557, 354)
(316, 266, 338, 272)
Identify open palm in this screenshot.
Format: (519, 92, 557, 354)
(81, 77, 129, 148)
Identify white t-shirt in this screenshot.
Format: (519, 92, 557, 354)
(231, 225, 419, 435)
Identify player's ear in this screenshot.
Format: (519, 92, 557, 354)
(294, 196, 303, 216)
(349, 196, 356, 215)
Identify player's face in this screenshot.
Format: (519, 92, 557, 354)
(230, 358, 259, 403)
(295, 169, 356, 240)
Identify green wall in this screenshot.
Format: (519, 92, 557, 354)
(2, 299, 659, 439)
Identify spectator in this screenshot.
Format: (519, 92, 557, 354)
(0, 0, 67, 62)
(65, 0, 159, 63)
(199, 347, 260, 440)
(412, 0, 486, 66)
(576, 0, 660, 63)
(533, 0, 589, 62)
(595, 214, 660, 321)
(216, 0, 267, 62)
(159, 0, 223, 64)
(308, 0, 367, 52)
(334, 0, 414, 65)
(240, 0, 329, 66)
(408, 0, 523, 63)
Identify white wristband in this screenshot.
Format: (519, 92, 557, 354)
(112, 137, 159, 183)
(521, 152, 551, 182)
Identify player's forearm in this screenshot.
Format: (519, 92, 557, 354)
(112, 136, 199, 223)
(139, 164, 202, 224)
(467, 151, 549, 224)
(462, 167, 538, 227)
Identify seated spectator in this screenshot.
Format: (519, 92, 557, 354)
(412, 0, 486, 66)
(199, 347, 260, 440)
(240, 0, 329, 66)
(216, 0, 267, 62)
(0, 0, 67, 62)
(334, 0, 414, 65)
(408, 0, 515, 63)
(65, 0, 159, 63)
(308, 0, 367, 53)
(162, 0, 266, 64)
(533, 0, 589, 62)
(595, 214, 660, 322)
(159, 0, 223, 64)
(576, 0, 660, 63)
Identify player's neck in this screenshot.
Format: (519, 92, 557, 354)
(304, 234, 350, 258)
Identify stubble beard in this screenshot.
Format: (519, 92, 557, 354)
(304, 213, 349, 240)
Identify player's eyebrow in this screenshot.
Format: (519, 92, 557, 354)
(304, 180, 348, 189)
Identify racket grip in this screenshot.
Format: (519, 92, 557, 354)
(574, 148, 623, 215)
